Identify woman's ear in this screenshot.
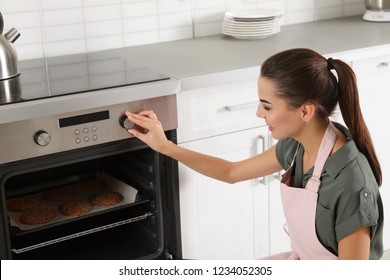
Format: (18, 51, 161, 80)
(301, 102, 316, 122)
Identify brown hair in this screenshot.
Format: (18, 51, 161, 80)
(260, 48, 382, 186)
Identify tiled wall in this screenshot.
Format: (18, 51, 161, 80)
(1, 0, 365, 60)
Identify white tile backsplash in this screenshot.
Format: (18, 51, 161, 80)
(0, 0, 40, 12)
(194, 0, 226, 9)
(85, 20, 122, 37)
(44, 24, 85, 43)
(6, 12, 41, 28)
(0, 0, 366, 59)
(16, 44, 44, 60)
(285, 9, 315, 24)
(83, 0, 121, 6)
(255, 0, 285, 10)
(315, 0, 341, 8)
(124, 30, 159, 46)
(122, 1, 158, 18)
(84, 5, 122, 22)
(43, 9, 84, 26)
(195, 21, 224, 37)
(159, 12, 192, 29)
(41, 0, 83, 10)
(16, 27, 42, 45)
(45, 40, 86, 57)
(315, 6, 343, 21)
(286, 0, 314, 11)
(86, 34, 124, 52)
(124, 16, 159, 33)
(193, 8, 226, 24)
(159, 25, 193, 42)
(158, 0, 192, 14)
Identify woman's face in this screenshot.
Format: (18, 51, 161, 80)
(257, 77, 303, 140)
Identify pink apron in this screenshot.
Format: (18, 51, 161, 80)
(264, 122, 338, 260)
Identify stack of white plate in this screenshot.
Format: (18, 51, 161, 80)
(222, 8, 283, 39)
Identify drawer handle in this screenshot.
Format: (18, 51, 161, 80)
(224, 102, 258, 111)
(379, 61, 390, 67)
(257, 135, 268, 185)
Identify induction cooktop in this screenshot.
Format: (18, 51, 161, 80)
(4, 51, 169, 105)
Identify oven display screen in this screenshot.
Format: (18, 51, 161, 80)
(59, 110, 110, 127)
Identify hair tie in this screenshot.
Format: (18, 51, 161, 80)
(327, 57, 334, 70)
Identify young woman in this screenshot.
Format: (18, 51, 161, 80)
(125, 48, 384, 260)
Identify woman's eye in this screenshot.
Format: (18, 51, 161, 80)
(263, 105, 271, 111)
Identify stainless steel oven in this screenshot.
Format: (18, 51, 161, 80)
(0, 50, 182, 260)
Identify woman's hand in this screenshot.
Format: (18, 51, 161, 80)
(125, 110, 171, 153)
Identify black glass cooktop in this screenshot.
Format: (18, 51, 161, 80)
(9, 51, 169, 104)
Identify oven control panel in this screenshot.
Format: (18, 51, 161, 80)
(0, 94, 177, 164)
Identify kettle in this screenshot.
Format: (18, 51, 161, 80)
(365, 0, 390, 11)
(0, 11, 21, 104)
(363, 0, 390, 21)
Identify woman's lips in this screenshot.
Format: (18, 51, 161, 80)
(268, 125, 275, 131)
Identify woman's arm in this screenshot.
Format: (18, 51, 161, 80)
(126, 111, 282, 184)
(338, 226, 371, 260)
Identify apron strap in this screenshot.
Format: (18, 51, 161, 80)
(307, 122, 337, 192)
(290, 143, 301, 169)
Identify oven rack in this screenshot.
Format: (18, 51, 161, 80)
(11, 212, 153, 254)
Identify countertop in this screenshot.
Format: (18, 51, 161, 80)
(1, 15, 390, 123)
(113, 15, 390, 89)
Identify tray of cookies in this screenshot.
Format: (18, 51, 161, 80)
(6, 172, 139, 231)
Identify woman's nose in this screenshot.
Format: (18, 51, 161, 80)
(256, 106, 265, 119)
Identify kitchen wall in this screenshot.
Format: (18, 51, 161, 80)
(1, 0, 365, 60)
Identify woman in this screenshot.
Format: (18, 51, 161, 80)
(125, 48, 383, 260)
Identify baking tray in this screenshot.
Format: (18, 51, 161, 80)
(7, 172, 138, 231)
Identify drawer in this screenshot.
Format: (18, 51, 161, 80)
(352, 54, 390, 75)
(177, 79, 266, 143)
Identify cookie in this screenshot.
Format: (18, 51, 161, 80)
(59, 200, 93, 217)
(43, 186, 75, 201)
(19, 207, 56, 225)
(89, 191, 124, 207)
(7, 195, 42, 212)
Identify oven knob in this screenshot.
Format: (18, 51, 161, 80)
(34, 130, 51, 146)
(119, 115, 134, 130)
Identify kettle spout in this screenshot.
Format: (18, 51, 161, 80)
(4, 28, 20, 43)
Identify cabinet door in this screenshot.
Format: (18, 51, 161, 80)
(268, 138, 291, 255)
(179, 126, 269, 259)
(353, 55, 390, 250)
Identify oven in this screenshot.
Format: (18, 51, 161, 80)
(0, 51, 182, 260)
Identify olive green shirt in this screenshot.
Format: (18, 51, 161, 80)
(275, 122, 383, 259)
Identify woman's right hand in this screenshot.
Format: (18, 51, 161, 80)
(125, 110, 171, 153)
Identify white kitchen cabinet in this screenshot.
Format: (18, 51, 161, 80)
(352, 54, 390, 251)
(178, 126, 270, 259)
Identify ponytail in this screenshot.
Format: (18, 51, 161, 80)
(334, 60, 382, 186)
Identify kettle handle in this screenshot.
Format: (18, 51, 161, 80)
(0, 12, 3, 34)
(5, 28, 20, 43)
